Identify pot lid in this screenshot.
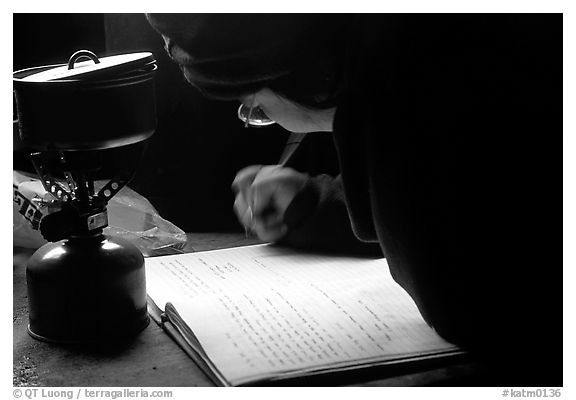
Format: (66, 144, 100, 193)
(20, 50, 156, 82)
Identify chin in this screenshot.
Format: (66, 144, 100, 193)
(278, 122, 314, 133)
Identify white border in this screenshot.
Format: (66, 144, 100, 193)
(4, 4, 573, 399)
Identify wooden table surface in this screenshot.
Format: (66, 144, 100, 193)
(13, 232, 480, 387)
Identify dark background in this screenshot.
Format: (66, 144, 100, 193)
(13, 13, 339, 232)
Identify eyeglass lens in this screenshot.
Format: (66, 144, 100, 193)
(237, 103, 275, 127)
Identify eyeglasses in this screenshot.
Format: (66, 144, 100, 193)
(237, 97, 275, 128)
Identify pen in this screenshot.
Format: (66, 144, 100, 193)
(278, 132, 307, 167)
(245, 132, 307, 237)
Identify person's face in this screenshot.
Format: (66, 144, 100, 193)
(241, 89, 336, 133)
(165, 38, 336, 133)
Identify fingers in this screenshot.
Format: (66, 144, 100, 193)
(232, 164, 307, 242)
(232, 165, 265, 219)
(232, 164, 279, 216)
(251, 165, 306, 216)
(252, 220, 288, 243)
(231, 165, 264, 193)
(251, 171, 281, 217)
(233, 192, 253, 229)
(234, 189, 287, 241)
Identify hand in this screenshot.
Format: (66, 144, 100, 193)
(232, 165, 308, 242)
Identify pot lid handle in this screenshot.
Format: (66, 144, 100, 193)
(67, 50, 101, 70)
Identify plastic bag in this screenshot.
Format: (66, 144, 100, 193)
(13, 170, 187, 255)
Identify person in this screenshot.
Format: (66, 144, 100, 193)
(146, 14, 562, 385)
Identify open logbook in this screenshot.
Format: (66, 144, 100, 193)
(145, 244, 463, 386)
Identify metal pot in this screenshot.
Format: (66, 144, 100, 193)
(13, 50, 157, 151)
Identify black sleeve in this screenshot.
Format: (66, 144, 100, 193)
(338, 15, 562, 385)
(277, 174, 382, 256)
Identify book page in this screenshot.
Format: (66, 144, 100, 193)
(145, 244, 458, 385)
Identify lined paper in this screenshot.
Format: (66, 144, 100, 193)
(145, 244, 457, 385)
